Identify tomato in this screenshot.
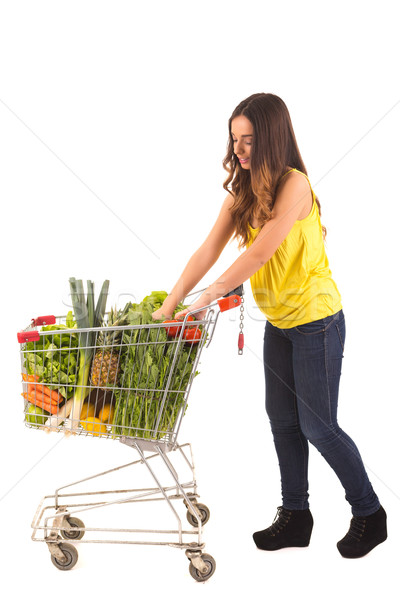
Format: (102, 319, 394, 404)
(183, 327, 202, 343)
(162, 319, 182, 338)
(163, 316, 197, 339)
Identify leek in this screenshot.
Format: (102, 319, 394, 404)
(44, 398, 74, 433)
(68, 278, 109, 430)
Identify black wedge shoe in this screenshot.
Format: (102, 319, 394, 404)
(337, 505, 387, 558)
(253, 506, 314, 551)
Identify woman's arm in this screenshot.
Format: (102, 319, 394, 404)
(175, 172, 309, 317)
(152, 193, 236, 319)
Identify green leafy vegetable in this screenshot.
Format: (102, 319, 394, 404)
(23, 311, 79, 398)
(111, 291, 203, 440)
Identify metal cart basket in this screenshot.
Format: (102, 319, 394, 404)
(17, 292, 241, 581)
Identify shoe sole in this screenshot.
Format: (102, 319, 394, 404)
(337, 534, 387, 559)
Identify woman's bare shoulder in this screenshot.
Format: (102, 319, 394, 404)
(278, 168, 310, 191)
(223, 191, 235, 209)
(273, 168, 312, 219)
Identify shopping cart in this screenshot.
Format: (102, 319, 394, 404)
(17, 291, 242, 581)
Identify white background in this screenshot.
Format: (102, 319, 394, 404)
(1, 0, 399, 597)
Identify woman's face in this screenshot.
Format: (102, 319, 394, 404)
(231, 115, 253, 170)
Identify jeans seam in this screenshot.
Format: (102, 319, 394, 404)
(292, 390, 309, 510)
(324, 317, 337, 332)
(323, 328, 332, 424)
(300, 431, 308, 509)
(335, 323, 345, 353)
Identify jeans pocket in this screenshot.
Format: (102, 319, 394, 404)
(294, 310, 343, 336)
(295, 318, 326, 335)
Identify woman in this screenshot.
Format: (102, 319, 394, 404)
(152, 93, 387, 558)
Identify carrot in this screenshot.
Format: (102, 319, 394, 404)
(28, 383, 62, 403)
(43, 386, 63, 403)
(22, 392, 59, 415)
(22, 373, 63, 403)
(25, 388, 58, 407)
(35, 398, 59, 415)
(22, 373, 40, 382)
(22, 391, 48, 406)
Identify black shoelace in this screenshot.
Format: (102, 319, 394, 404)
(266, 506, 292, 536)
(345, 516, 367, 541)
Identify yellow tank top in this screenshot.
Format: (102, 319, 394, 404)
(247, 168, 342, 329)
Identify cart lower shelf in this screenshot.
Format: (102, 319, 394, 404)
(31, 440, 216, 582)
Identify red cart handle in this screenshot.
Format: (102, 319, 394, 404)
(17, 315, 56, 343)
(217, 294, 242, 312)
(17, 331, 40, 343)
(32, 315, 56, 326)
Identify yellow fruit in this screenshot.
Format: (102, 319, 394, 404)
(80, 402, 96, 420)
(98, 404, 115, 424)
(80, 417, 107, 436)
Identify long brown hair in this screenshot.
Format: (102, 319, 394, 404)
(222, 93, 327, 249)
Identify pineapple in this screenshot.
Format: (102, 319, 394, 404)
(90, 302, 131, 389)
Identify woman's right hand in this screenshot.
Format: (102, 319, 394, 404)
(152, 305, 173, 321)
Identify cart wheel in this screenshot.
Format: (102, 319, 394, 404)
(61, 517, 85, 540)
(50, 543, 78, 571)
(186, 503, 210, 527)
(189, 553, 216, 582)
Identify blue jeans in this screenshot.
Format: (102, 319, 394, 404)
(263, 309, 380, 517)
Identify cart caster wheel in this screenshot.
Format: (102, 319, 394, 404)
(186, 503, 210, 527)
(61, 517, 85, 540)
(189, 553, 216, 582)
(50, 543, 78, 571)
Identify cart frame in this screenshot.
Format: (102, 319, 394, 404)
(18, 292, 242, 581)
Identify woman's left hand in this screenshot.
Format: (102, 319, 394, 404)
(175, 303, 208, 321)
